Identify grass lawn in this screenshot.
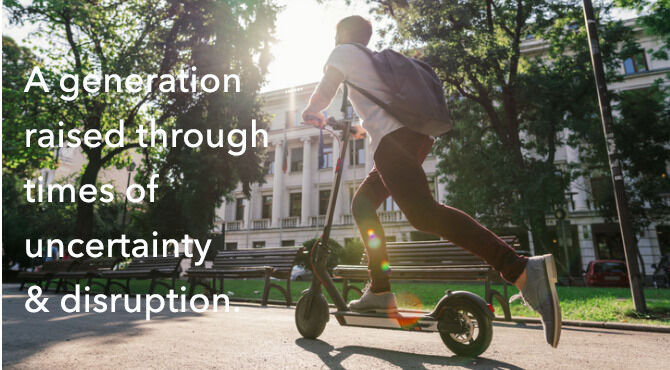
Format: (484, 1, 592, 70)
(44, 278, 670, 326)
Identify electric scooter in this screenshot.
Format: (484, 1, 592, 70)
(295, 85, 495, 357)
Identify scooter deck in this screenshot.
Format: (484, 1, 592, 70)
(332, 310, 439, 332)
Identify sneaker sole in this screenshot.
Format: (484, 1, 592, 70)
(542, 254, 562, 348)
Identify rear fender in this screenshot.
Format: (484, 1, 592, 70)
(427, 290, 494, 320)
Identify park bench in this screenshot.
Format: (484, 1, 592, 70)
(54, 257, 120, 293)
(186, 247, 304, 307)
(102, 256, 183, 294)
(18, 259, 77, 291)
(333, 236, 520, 320)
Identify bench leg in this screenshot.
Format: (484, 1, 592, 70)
(149, 278, 156, 295)
(486, 280, 512, 321)
(19, 281, 26, 291)
(219, 278, 224, 294)
(343, 280, 362, 301)
(188, 278, 195, 298)
(125, 279, 131, 294)
(42, 278, 49, 292)
(105, 279, 111, 295)
(343, 279, 350, 302)
(55, 279, 63, 294)
(286, 277, 292, 307)
(261, 271, 271, 306)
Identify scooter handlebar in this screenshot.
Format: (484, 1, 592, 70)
(300, 116, 363, 136)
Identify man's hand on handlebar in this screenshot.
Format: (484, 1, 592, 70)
(302, 110, 326, 128)
(301, 110, 367, 139)
(350, 125, 366, 139)
(328, 117, 366, 139)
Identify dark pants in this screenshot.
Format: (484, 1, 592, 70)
(351, 128, 528, 292)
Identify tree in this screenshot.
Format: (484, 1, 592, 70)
(616, 0, 669, 60)
(133, 0, 277, 261)
(577, 82, 670, 232)
(5, 0, 199, 243)
(368, 0, 640, 257)
(2, 36, 58, 178)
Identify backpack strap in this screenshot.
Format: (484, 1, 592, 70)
(343, 80, 388, 112)
(342, 43, 407, 125)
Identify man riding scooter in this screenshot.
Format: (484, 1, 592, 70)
(301, 15, 562, 348)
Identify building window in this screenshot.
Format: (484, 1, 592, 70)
(349, 138, 365, 166)
(252, 241, 266, 249)
(261, 195, 272, 219)
(657, 225, 670, 256)
(428, 177, 437, 200)
(382, 197, 399, 212)
(285, 110, 297, 128)
(319, 190, 331, 215)
(589, 176, 610, 208)
(290, 147, 303, 172)
(319, 144, 333, 169)
(235, 198, 245, 221)
(289, 193, 302, 217)
(623, 52, 648, 75)
(266, 151, 274, 175)
(225, 242, 238, 251)
(281, 240, 295, 247)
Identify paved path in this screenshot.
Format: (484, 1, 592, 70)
(3, 284, 668, 369)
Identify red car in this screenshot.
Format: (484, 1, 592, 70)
(584, 260, 629, 287)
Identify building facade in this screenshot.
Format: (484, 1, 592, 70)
(219, 23, 670, 277)
(36, 20, 668, 277)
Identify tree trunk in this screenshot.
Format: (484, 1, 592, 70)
(528, 209, 551, 257)
(73, 157, 102, 254)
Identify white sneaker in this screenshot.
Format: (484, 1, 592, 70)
(348, 284, 398, 313)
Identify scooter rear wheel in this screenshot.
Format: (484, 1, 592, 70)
(438, 298, 493, 357)
(295, 291, 329, 339)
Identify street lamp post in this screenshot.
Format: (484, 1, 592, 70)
(121, 162, 136, 232)
(581, 0, 646, 312)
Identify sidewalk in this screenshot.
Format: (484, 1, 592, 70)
(3, 284, 669, 368)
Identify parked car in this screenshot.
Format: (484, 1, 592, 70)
(584, 260, 629, 287)
(291, 265, 313, 281)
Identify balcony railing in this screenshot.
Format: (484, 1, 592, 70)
(251, 218, 270, 230)
(225, 220, 244, 231)
(309, 215, 326, 227)
(378, 210, 403, 223)
(281, 216, 299, 228)
(341, 214, 354, 225)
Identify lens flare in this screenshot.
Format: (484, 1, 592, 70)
(395, 292, 424, 329)
(381, 260, 390, 272)
(367, 229, 375, 236)
(369, 238, 381, 249)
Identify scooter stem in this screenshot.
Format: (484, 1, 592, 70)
(308, 84, 352, 311)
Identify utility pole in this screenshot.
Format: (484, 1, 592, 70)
(581, 0, 646, 312)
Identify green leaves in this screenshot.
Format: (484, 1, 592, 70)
(371, 0, 663, 253)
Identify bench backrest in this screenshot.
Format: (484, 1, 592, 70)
(361, 236, 519, 267)
(124, 257, 183, 272)
(213, 247, 303, 274)
(70, 257, 119, 272)
(41, 259, 76, 272)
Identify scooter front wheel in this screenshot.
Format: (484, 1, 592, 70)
(295, 291, 329, 339)
(438, 298, 493, 357)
